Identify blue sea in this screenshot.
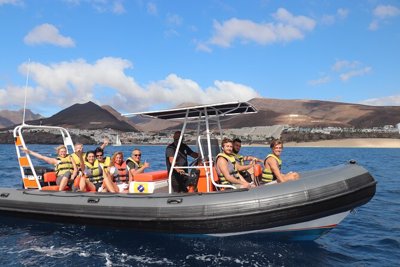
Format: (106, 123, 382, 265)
(0, 144, 399, 266)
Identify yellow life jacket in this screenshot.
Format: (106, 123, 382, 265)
(99, 156, 111, 170)
(126, 157, 144, 170)
(233, 153, 245, 165)
(71, 152, 86, 168)
(55, 156, 74, 176)
(216, 153, 238, 185)
(84, 160, 103, 184)
(262, 154, 282, 183)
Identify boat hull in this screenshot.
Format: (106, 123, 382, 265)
(0, 163, 376, 240)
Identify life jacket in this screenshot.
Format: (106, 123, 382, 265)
(55, 156, 74, 176)
(126, 157, 144, 170)
(113, 161, 128, 183)
(71, 152, 86, 169)
(84, 160, 103, 184)
(233, 153, 245, 165)
(99, 156, 111, 170)
(216, 153, 239, 185)
(262, 154, 282, 183)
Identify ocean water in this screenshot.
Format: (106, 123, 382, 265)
(0, 144, 399, 266)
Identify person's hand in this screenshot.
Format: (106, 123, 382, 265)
(143, 162, 150, 168)
(178, 169, 185, 175)
(21, 148, 29, 154)
(103, 138, 109, 146)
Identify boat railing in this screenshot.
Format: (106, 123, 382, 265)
(13, 124, 75, 189)
(197, 136, 235, 191)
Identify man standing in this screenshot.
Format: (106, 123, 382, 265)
(165, 131, 198, 193)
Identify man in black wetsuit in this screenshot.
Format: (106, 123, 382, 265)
(165, 131, 198, 193)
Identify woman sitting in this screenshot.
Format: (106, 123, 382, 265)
(109, 151, 130, 192)
(78, 151, 116, 192)
(23, 145, 77, 191)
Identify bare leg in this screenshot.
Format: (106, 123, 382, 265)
(79, 176, 87, 191)
(59, 176, 69, 191)
(103, 176, 117, 193)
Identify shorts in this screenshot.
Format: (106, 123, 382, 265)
(91, 180, 103, 191)
(117, 183, 129, 192)
(56, 171, 72, 185)
(240, 170, 253, 183)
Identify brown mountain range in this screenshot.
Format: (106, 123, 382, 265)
(1, 98, 399, 132)
(0, 109, 43, 128)
(130, 98, 400, 131)
(22, 102, 138, 132)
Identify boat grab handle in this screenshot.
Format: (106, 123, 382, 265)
(167, 198, 182, 204)
(87, 197, 100, 204)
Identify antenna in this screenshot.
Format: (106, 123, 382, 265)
(22, 58, 31, 125)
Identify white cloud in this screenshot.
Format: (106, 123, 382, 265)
(331, 60, 360, 72)
(207, 8, 316, 49)
(195, 42, 212, 53)
(337, 8, 349, 19)
(147, 2, 157, 15)
(308, 76, 330, 86)
(373, 5, 400, 19)
(112, 1, 125, 14)
(321, 15, 335, 25)
(1, 58, 260, 114)
(369, 5, 400, 31)
(360, 95, 400, 106)
(321, 8, 349, 25)
(0, 0, 22, 5)
(24, 23, 75, 47)
(166, 13, 183, 26)
(339, 67, 372, 81)
(368, 20, 379, 31)
(310, 59, 371, 85)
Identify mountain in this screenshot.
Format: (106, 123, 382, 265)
(130, 98, 400, 132)
(2, 98, 399, 132)
(0, 109, 43, 128)
(247, 98, 400, 128)
(28, 102, 138, 131)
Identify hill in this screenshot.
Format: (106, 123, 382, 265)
(0, 109, 43, 128)
(130, 98, 400, 132)
(28, 102, 138, 132)
(2, 98, 399, 132)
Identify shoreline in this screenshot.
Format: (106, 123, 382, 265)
(283, 138, 400, 148)
(245, 138, 400, 148)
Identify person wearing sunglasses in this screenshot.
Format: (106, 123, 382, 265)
(126, 149, 150, 182)
(94, 147, 111, 170)
(262, 139, 300, 184)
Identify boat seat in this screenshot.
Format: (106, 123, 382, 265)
(44, 171, 57, 184)
(194, 167, 218, 192)
(133, 170, 168, 182)
(40, 172, 70, 191)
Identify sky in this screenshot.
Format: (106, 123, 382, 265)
(0, 0, 399, 117)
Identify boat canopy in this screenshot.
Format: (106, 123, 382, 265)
(123, 101, 258, 193)
(122, 101, 257, 120)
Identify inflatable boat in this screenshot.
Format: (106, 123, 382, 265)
(0, 102, 376, 240)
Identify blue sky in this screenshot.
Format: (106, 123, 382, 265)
(0, 0, 399, 117)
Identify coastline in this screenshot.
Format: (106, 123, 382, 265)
(283, 138, 400, 148)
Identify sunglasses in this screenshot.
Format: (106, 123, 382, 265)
(96, 154, 103, 157)
(133, 154, 141, 157)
